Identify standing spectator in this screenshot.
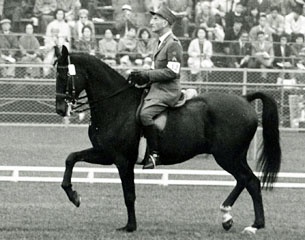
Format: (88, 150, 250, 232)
(164, 0, 193, 37)
(46, 9, 71, 48)
(249, 13, 273, 42)
(136, 27, 157, 67)
(244, 6, 260, 32)
(74, 25, 96, 55)
(249, 31, 274, 79)
(224, 2, 246, 29)
(33, 0, 57, 33)
(230, 30, 253, 68)
(98, 29, 118, 66)
(247, 0, 272, 13)
(266, 6, 284, 42)
(284, 8, 305, 41)
(117, 27, 139, 66)
(19, 24, 42, 78)
(187, 27, 213, 77)
(0, 19, 19, 77)
(115, 4, 137, 38)
(72, 9, 95, 47)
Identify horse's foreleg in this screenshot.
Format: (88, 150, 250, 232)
(117, 161, 137, 232)
(61, 148, 106, 207)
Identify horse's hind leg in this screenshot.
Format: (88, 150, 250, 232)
(217, 151, 265, 234)
(61, 148, 106, 207)
(215, 150, 251, 231)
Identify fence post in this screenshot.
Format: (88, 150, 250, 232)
(161, 172, 169, 186)
(242, 69, 247, 95)
(87, 170, 94, 184)
(12, 169, 19, 182)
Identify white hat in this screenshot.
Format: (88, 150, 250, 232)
(0, 19, 11, 25)
(296, 0, 305, 4)
(122, 4, 132, 11)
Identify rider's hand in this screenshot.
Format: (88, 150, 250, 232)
(127, 71, 150, 86)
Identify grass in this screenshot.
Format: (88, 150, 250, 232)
(0, 182, 305, 240)
(0, 126, 305, 239)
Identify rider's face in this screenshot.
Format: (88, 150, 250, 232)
(150, 15, 167, 34)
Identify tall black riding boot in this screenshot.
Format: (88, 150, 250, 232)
(143, 125, 160, 169)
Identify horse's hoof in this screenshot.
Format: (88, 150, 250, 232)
(222, 218, 233, 231)
(116, 224, 137, 232)
(71, 191, 81, 207)
(242, 226, 257, 234)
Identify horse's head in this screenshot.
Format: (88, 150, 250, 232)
(55, 45, 87, 117)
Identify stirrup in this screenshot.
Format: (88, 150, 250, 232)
(143, 154, 158, 169)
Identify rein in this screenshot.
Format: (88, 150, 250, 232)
(56, 57, 133, 115)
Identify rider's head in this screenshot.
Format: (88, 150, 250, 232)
(149, 6, 176, 35)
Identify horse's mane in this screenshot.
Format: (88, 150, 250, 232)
(70, 53, 127, 82)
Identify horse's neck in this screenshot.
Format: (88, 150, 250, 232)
(88, 86, 142, 127)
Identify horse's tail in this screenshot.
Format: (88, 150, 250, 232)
(245, 92, 282, 189)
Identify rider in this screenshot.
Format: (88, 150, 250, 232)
(128, 6, 183, 169)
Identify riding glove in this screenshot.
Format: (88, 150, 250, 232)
(128, 71, 150, 86)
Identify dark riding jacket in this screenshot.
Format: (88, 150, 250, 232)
(145, 32, 183, 107)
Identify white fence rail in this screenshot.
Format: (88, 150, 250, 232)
(1, 166, 305, 188)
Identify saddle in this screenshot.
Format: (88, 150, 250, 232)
(136, 88, 198, 164)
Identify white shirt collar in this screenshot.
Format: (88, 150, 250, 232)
(158, 30, 172, 47)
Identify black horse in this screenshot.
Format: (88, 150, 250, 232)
(55, 46, 281, 234)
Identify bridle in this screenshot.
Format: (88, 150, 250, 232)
(56, 55, 133, 116)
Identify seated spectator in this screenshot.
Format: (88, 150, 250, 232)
(247, 0, 271, 14)
(249, 13, 273, 42)
(74, 25, 96, 55)
(284, 7, 305, 41)
(33, 0, 57, 33)
(224, 2, 246, 29)
(46, 9, 71, 48)
(164, 0, 193, 37)
(249, 31, 274, 79)
(19, 24, 42, 78)
(42, 28, 68, 77)
(72, 9, 95, 47)
(266, 6, 284, 42)
(195, 2, 217, 29)
(115, 4, 137, 38)
(135, 27, 157, 67)
(273, 33, 294, 81)
(223, 19, 244, 54)
(279, 0, 298, 15)
(117, 28, 138, 66)
(230, 30, 252, 68)
(0, 19, 19, 78)
(187, 27, 213, 77)
(56, 0, 81, 25)
(244, 6, 260, 32)
(11, 0, 34, 32)
(98, 29, 118, 66)
(291, 33, 305, 65)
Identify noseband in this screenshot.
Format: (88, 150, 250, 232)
(56, 55, 77, 104)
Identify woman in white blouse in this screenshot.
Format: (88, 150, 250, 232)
(187, 27, 214, 76)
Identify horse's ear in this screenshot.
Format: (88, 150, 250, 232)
(54, 46, 61, 58)
(61, 45, 69, 58)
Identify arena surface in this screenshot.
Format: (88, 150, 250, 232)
(0, 126, 305, 239)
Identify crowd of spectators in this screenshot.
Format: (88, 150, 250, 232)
(1, 0, 305, 82)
